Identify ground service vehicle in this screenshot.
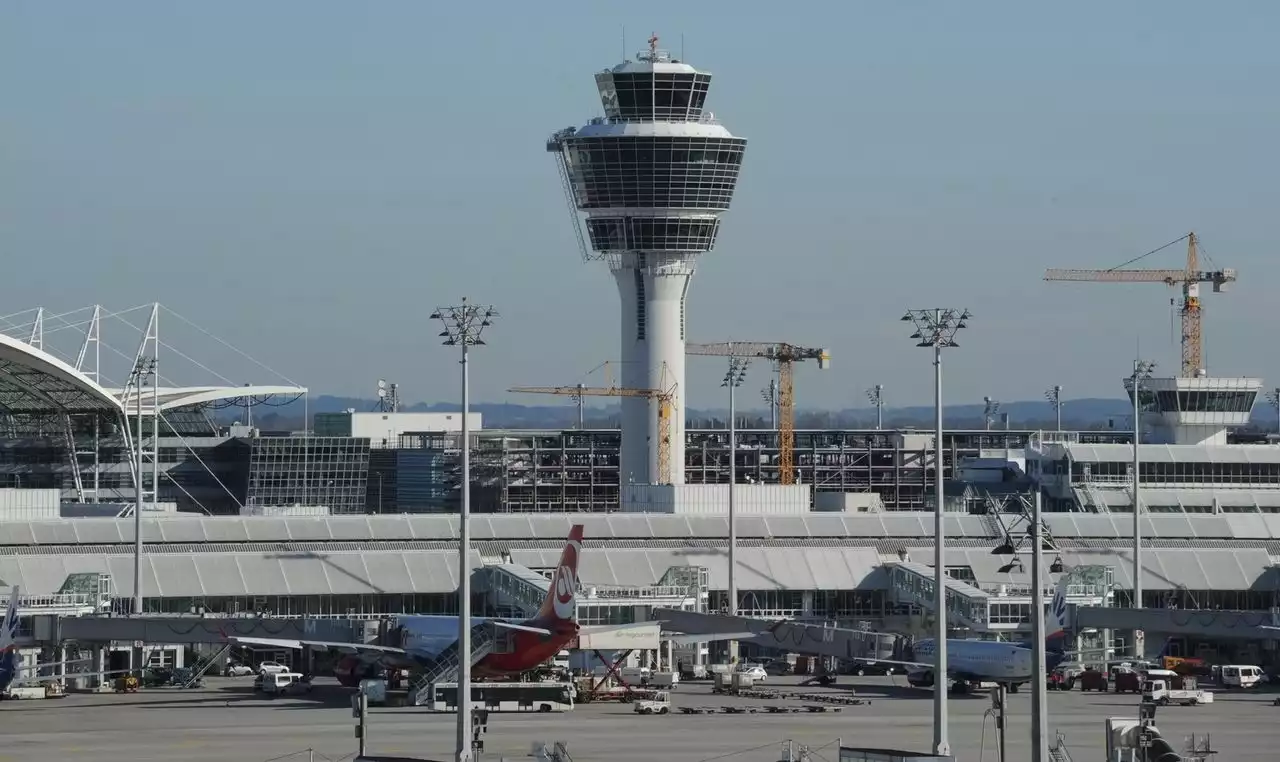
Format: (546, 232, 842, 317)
(226, 663, 255, 677)
(634, 691, 671, 714)
(1114, 671, 1142, 693)
(260, 672, 308, 696)
(1078, 668, 1107, 691)
(424, 682, 575, 713)
(1143, 670, 1213, 705)
(1220, 665, 1264, 688)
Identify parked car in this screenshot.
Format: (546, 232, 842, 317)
(226, 663, 255, 677)
(257, 661, 289, 676)
(846, 660, 897, 677)
(735, 664, 767, 683)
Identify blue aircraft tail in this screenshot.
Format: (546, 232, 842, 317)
(1045, 577, 1070, 652)
(0, 586, 19, 691)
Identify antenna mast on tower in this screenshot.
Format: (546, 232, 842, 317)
(376, 379, 400, 413)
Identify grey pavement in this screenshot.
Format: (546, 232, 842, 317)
(1, 676, 1276, 761)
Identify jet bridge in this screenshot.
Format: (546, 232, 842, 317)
(478, 562, 552, 620)
(887, 561, 990, 632)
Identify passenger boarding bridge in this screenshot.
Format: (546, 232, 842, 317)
(888, 561, 1115, 636)
(477, 558, 705, 625)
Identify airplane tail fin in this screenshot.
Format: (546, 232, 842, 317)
(1046, 577, 1069, 650)
(1, 586, 19, 690)
(534, 525, 583, 625)
(1, 586, 19, 650)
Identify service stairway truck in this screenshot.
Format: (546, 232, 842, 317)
(1142, 669, 1214, 706)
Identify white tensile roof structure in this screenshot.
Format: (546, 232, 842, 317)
(109, 385, 307, 413)
(0, 332, 123, 415)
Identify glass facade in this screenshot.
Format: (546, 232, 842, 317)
(564, 136, 746, 210)
(246, 436, 369, 514)
(586, 216, 720, 252)
(595, 71, 712, 122)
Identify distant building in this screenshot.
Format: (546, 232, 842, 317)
(313, 411, 481, 445)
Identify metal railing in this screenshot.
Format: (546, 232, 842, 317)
(585, 584, 692, 600)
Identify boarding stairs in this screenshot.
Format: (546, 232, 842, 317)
(410, 623, 499, 706)
(1048, 731, 1074, 762)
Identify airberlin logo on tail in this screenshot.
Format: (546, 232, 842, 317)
(1050, 588, 1068, 633)
(551, 540, 581, 621)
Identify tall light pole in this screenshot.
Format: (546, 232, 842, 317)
(1045, 385, 1063, 431)
(431, 298, 497, 762)
(982, 396, 1000, 431)
(993, 492, 1065, 762)
(1267, 388, 1280, 435)
(130, 356, 156, 618)
(866, 385, 885, 430)
(902, 307, 970, 758)
(723, 355, 748, 664)
(1126, 359, 1155, 646)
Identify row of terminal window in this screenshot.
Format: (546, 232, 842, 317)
(571, 147, 744, 166)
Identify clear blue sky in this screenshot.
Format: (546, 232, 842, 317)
(3, 1, 1277, 410)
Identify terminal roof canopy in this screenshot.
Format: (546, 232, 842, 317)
(0, 333, 123, 414)
(109, 385, 308, 412)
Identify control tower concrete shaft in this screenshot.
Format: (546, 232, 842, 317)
(547, 36, 748, 485)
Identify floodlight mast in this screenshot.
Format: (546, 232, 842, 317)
(430, 297, 498, 762)
(990, 492, 1063, 762)
(900, 307, 970, 758)
(982, 396, 1000, 431)
(867, 385, 885, 430)
(1045, 385, 1063, 431)
(1126, 359, 1155, 655)
(722, 354, 749, 664)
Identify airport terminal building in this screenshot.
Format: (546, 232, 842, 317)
(1, 316, 1279, 668)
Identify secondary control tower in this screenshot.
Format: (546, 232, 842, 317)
(547, 34, 748, 485)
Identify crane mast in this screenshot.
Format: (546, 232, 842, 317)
(686, 342, 830, 486)
(1044, 232, 1236, 377)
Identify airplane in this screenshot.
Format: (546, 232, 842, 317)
(653, 577, 1077, 694)
(0, 586, 19, 692)
(0, 587, 107, 696)
(226, 525, 589, 687)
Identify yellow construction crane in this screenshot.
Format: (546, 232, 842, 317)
(686, 342, 830, 485)
(1044, 232, 1236, 377)
(508, 383, 676, 484)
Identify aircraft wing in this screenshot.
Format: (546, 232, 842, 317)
(652, 608, 892, 661)
(226, 635, 407, 654)
(15, 658, 92, 672)
(665, 632, 761, 646)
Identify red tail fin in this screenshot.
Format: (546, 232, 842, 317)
(535, 524, 584, 624)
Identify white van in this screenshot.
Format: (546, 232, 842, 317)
(261, 672, 310, 696)
(1220, 665, 1263, 689)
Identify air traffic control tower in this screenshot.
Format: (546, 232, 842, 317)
(547, 35, 748, 486)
